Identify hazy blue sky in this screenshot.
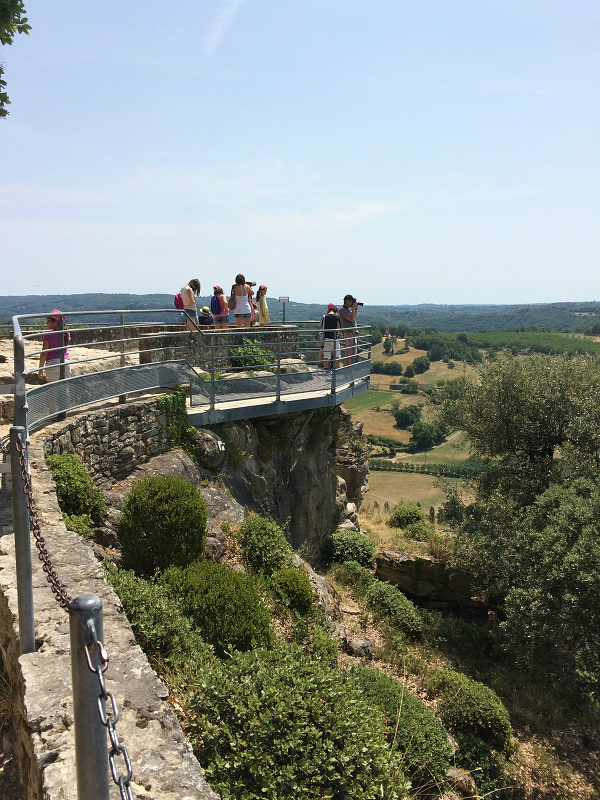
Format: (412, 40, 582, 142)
(1, 1, 598, 305)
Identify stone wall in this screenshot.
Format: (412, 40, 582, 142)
(42, 398, 170, 482)
(0, 427, 218, 800)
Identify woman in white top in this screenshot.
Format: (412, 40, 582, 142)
(180, 279, 201, 330)
(230, 274, 254, 329)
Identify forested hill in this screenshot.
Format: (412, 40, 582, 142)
(1, 294, 599, 332)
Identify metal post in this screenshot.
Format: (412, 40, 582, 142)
(10, 426, 36, 654)
(12, 328, 28, 435)
(276, 334, 281, 402)
(209, 362, 216, 411)
(331, 344, 337, 397)
(69, 594, 110, 800)
(57, 316, 67, 421)
(119, 313, 126, 404)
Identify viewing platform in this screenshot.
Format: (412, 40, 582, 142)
(6, 309, 372, 436)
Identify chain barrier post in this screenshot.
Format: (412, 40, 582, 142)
(69, 594, 111, 800)
(10, 425, 36, 654)
(119, 312, 127, 404)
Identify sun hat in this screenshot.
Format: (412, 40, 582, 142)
(47, 309, 63, 320)
(259, 285, 267, 291)
(201, 306, 210, 314)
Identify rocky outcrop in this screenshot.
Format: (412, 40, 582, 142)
(206, 406, 369, 558)
(375, 550, 476, 607)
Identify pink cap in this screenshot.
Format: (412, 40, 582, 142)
(48, 309, 63, 320)
(327, 302, 337, 310)
(213, 284, 223, 290)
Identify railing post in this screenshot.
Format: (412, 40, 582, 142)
(10, 425, 36, 654)
(57, 316, 67, 421)
(119, 312, 127, 404)
(69, 594, 110, 800)
(276, 333, 281, 402)
(12, 329, 28, 436)
(209, 362, 216, 411)
(331, 346, 337, 397)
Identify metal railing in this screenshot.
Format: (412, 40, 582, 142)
(5, 307, 372, 799)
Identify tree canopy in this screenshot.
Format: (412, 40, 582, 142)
(0, 0, 30, 118)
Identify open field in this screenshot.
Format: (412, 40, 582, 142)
(371, 339, 478, 386)
(400, 432, 472, 464)
(356, 411, 411, 442)
(343, 390, 395, 413)
(365, 470, 454, 509)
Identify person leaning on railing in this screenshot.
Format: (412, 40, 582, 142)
(339, 294, 358, 366)
(38, 310, 71, 382)
(320, 303, 341, 369)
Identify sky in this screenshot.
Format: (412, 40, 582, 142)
(0, 0, 599, 305)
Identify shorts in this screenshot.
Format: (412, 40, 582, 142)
(234, 313, 251, 319)
(181, 309, 199, 326)
(214, 314, 229, 321)
(45, 359, 72, 383)
(342, 329, 357, 358)
(322, 340, 341, 360)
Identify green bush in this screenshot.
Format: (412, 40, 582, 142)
(425, 669, 512, 751)
(104, 564, 214, 668)
(238, 514, 292, 577)
(365, 580, 423, 638)
(330, 560, 373, 595)
(63, 513, 93, 538)
(160, 561, 272, 656)
(328, 529, 376, 567)
(404, 520, 431, 540)
(184, 644, 405, 800)
(388, 500, 425, 529)
(118, 476, 207, 576)
(46, 454, 107, 524)
(289, 618, 339, 667)
(456, 735, 511, 800)
(229, 340, 273, 369)
(271, 567, 313, 614)
(350, 666, 452, 789)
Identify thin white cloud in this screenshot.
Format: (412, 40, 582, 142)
(203, 0, 245, 56)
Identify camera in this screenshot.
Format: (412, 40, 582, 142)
(356, 301, 364, 307)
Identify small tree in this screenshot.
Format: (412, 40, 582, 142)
(412, 355, 431, 374)
(393, 404, 421, 429)
(404, 364, 416, 378)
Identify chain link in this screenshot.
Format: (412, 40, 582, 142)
(14, 435, 72, 610)
(85, 638, 135, 800)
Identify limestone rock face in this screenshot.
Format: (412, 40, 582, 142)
(375, 550, 475, 607)
(292, 554, 340, 620)
(213, 406, 369, 558)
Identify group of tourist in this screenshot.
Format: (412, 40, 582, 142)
(178, 275, 270, 331)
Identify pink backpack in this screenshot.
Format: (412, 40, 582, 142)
(174, 293, 184, 310)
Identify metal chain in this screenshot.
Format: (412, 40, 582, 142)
(14, 435, 72, 610)
(85, 638, 135, 800)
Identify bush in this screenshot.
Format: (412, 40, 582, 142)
(183, 644, 405, 800)
(46, 454, 107, 524)
(118, 476, 207, 576)
(238, 514, 292, 576)
(388, 500, 425, 529)
(404, 520, 432, 540)
(229, 340, 272, 369)
(366, 580, 423, 638)
(289, 618, 339, 667)
(393, 404, 422, 429)
(160, 561, 272, 656)
(63, 513, 93, 538)
(425, 669, 512, 751)
(330, 560, 373, 595)
(327, 529, 375, 567)
(350, 666, 452, 789)
(104, 564, 214, 667)
(412, 355, 431, 374)
(271, 567, 313, 614)
(456, 735, 511, 799)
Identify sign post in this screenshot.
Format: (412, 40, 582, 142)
(278, 296, 289, 323)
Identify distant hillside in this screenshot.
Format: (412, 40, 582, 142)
(1, 294, 599, 332)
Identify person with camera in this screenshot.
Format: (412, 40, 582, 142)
(339, 294, 361, 365)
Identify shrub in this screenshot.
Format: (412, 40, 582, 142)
(330, 560, 373, 595)
(388, 500, 425, 529)
(327, 529, 375, 567)
(46, 454, 107, 524)
(238, 514, 292, 577)
(184, 644, 405, 800)
(117, 476, 207, 576)
(350, 666, 452, 789)
(271, 567, 313, 614)
(104, 564, 214, 667)
(425, 669, 512, 751)
(289, 618, 339, 667)
(160, 561, 272, 656)
(456, 735, 511, 799)
(404, 520, 431, 540)
(366, 580, 423, 638)
(63, 513, 93, 538)
(393, 404, 422, 429)
(229, 340, 272, 369)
